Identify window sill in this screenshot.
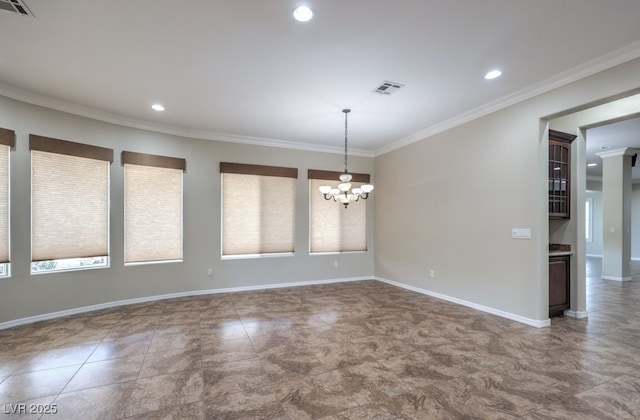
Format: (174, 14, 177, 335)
(125, 259, 183, 267)
(222, 252, 295, 261)
(30, 256, 109, 275)
(309, 250, 368, 255)
(30, 262, 110, 275)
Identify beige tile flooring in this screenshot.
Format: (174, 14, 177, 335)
(1, 257, 639, 419)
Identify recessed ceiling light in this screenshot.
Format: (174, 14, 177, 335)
(293, 5, 313, 22)
(151, 104, 165, 112)
(484, 70, 502, 80)
(587, 163, 598, 167)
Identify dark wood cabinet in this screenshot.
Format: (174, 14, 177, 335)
(549, 255, 570, 317)
(548, 129, 576, 219)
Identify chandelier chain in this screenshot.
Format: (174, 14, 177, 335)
(343, 109, 349, 174)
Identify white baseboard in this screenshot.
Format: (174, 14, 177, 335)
(0, 276, 372, 330)
(564, 310, 588, 319)
(374, 276, 550, 328)
(196, 276, 371, 295)
(601, 275, 632, 282)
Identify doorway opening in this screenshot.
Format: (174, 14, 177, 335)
(547, 92, 640, 319)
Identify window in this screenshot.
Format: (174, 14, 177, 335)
(123, 151, 185, 264)
(309, 170, 369, 253)
(221, 162, 297, 257)
(585, 196, 593, 243)
(0, 128, 14, 277)
(30, 135, 113, 273)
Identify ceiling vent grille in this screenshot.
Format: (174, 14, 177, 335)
(0, 0, 34, 16)
(373, 81, 404, 95)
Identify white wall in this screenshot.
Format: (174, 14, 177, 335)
(375, 102, 545, 324)
(0, 96, 375, 325)
(374, 57, 640, 324)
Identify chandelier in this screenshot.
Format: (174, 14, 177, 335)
(318, 109, 374, 208)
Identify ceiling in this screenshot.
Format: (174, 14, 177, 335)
(2, 1, 640, 156)
(586, 117, 640, 181)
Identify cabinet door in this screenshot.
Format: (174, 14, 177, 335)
(548, 130, 576, 219)
(548, 140, 571, 218)
(549, 256, 570, 317)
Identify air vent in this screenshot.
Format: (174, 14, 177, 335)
(0, 0, 34, 17)
(372, 81, 404, 95)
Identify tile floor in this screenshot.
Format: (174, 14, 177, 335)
(0, 257, 639, 419)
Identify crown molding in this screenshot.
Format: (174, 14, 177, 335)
(185, 128, 373, 157)
(3, 38, 640, 161)
(374, 39, 640, 157)
(596, 147, 640, 158)
(0, 82, 373, 158)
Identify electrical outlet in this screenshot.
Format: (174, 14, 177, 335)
(334, 260, 339, 268)
(207, 268, 213, 277)
(429, 269, 435, 278)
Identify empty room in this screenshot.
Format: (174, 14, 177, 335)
(1, 1, 640, 419)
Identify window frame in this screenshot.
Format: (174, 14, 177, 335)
(29, 134, 113, 275)
(122, 151, 186, 266)
(308, 169, 370, 254)
(0, 128, 15, 278)
(585, 196, 594, 243)
(220, 162, 298, 259)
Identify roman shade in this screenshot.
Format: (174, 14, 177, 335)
(0, 128, 15, 148)
(221, 162, 297, 256)
(30, 135, 113, 262)
(123, 151, 185, 264)
(0, 128, 15, 264)
(309, 170, 369, 253)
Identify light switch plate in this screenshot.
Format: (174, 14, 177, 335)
(512, 228, 532, 239)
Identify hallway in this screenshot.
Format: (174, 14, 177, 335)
(573, 256, 640, 331)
